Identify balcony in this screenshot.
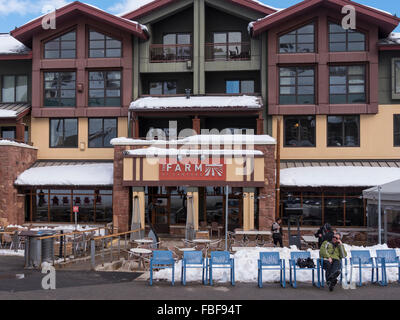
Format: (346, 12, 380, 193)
(205, 42, 251, 61)
(150, 44, 192, 63)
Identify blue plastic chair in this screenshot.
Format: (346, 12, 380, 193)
(149, 250, 175, 286)
(181, 251, 207, 285)
(289, 251, 320, 288)
(319, 258, 347, 287)
(376, 249, 400, 286)
(208, 251, 235, 286)
(258, 252, 286, 288)
(350, 250, 377, 287)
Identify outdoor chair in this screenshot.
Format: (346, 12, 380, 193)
(350, 250, 377, 287)
(208, 251, 235, 286)
(258, 252, 286, 288)
(319, 258, 347, 287)
(376, 249, 400, 286)
(149, 250, 175, 286)
(289, 251, 321, 288)
(181, 251, 207, 285)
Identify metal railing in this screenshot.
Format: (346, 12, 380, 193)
(205, 42, 251, 61)
(149, 43, 192, 63)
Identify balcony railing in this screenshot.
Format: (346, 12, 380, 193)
(150, 44, 193, 63)
(205, 42, 251, 61)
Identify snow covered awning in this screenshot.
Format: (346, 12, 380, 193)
(15, 162, 113, 187)
(129, 96, 263, 112)
(281, 166, 400, 188)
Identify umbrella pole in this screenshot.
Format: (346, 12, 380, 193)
(378, 185, 382, 245)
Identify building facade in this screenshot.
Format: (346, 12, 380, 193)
(0, 0, 399, 237)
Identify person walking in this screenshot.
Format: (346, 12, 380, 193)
(320, 232, 347, 292)
(271, 218, 283, 248)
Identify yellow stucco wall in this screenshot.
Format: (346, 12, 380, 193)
(31, 117, 128, 160)
(273, 105, 400, 160)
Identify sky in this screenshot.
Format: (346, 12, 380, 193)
(0, 0, 399, 34)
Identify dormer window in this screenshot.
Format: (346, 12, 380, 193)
(89, 30, 122, 58)
(279, 23, 315, 53)
(329, 22, 366, 52)
(44, 31, 76, 59)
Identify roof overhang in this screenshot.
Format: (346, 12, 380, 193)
(250, 0, 400, 38)
(0, 52, 32, 60)
(0, 103, 31, 121)
(122, 0, 277, 21)
(10, 1, 148, 48)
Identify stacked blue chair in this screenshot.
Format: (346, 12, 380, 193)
(181, 251, 207, 285)
(376, 249, 400, 286)
(149, 250, 175, 286)
(350, 250, 377, 287)
(258, 252, 286, 288)
(289, 251, 320, 288)
(208, 251, 235, 286)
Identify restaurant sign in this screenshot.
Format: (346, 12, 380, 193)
(159, 159, 226, 181)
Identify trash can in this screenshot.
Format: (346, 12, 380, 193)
(20, 230, 57, 269)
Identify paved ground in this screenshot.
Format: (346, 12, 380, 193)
(1, 256, 400, 301)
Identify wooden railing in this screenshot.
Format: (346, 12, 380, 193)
(150, 43, 192, 63)
(205, 42, 251, 61)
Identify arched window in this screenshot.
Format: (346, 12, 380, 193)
(279, 23, 315, 53)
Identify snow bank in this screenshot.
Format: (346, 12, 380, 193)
(7, 224, 106, 236)
(153, 245, 400, 284)
(0, 249, 24, 257)
(281, 166, 400, 187)
(15, 163, 113, 186)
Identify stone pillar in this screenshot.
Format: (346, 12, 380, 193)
(0, 143, 37, 226)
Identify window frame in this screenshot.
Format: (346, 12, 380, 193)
(88, 118, 118, 149)
(43, 71, 77, 107)
(394, 114, 400, 147)
(88, 70, 122, 107)
(328, 21, 367, 53)
(49, 118, 79, 149)
(278, 22, 316, 54)
(329, 64, 367, 104)
(225, 79, 256, 94)
(211, 31, 248, 61)
(1, 74, 28, 103)
(162, 32, 192, 61)
(392, 58, 400, 100)
(88, 28, 123, 59)
(148, 80, 178, 95)
(43, 29, 77, 59)
(327, 115, 360, 148)
(283, 115, 316, 148)
(279, 66, 316, 105)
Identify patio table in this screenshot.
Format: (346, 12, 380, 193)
(192, 239, 212, 256)
(129, 248, 152, 270)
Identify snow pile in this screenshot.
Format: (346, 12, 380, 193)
(0, 34, 30, 55)
(0, 249, 24, 257)
(130, 96, 262, 110)
(281, 166, 400, 187)
(6, 224, 106, 236)
(0, 110, 17, 118)
(15, 163, 113, 186)
(153, 245, 400, 284)
(0, 139, 37, 149)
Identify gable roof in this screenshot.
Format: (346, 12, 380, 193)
(122, 0, 277, 21)
(10, 1, 148, 48)
(250, 0, 400, 38)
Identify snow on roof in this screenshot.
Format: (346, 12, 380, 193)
(125, 147, 263, 156)
(111, 134, 276, 146)
(0, 34, 30, 55)
(281, 166, 400, 187)
(0, 139, 37, 149)
(0, 110, 18, 118)
(130, 96, 262, 110)
(379, 32, 400, 45)
(15, 163, 113, 186)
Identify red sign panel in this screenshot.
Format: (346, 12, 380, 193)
(159, 159, 226, 181)
(73, 206, 79, 213)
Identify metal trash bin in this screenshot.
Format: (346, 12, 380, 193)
(20, 230, 56, 269)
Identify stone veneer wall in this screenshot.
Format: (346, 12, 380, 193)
(0, 144, 37, 226)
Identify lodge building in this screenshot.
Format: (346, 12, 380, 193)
(0, 0, 400, 238)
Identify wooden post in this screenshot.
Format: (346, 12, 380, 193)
(275, 117, 281, 219)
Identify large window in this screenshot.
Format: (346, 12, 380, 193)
(88, 118, 117, 148)
(44, 31, 76, 59)
(88, 71, 121, 107)
(392, 59, 400, 99)
(1, 75, 28, 103)
(279, 23, 315, 53)
(162, 33, 191, 61)
(226, 80, 255, 94)
(279, 67, 315, 105)
(284, 116, 316, 147)
(329, 65, 366, 104)
(329, 22, 365, 52)
(395, 115, 400, 147)
(327, 115, 360, 147)
(149, 81, 177, 95)
(44, 72, 76, 107)
(89, 30, 122, 58)
(26, 189, 112, 223)
(211, 32, 249, 61)
(50, 118, 78, 148)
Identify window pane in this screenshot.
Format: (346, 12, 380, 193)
(150, 82, 162, 95)
(2, 76, 15, 102)
(177, 34, 191, 45)
(228, 32, 241, 43)
(284, 116, 315, 147)
(163, 81, 177, 95)
(163, 34, 176, 45)
(1, 127, 16, 139)
(64, 119, 78, 147)
(50, 119, 63, 147)
(298, 24, 314, 34)
(344, 116, 359, 146)
(395, 62, 400, 94)
(90, 31, 104, 40)
(104, 119, 117, 147)
(348, 31, 365, 42)
(241, 80, 254, 93)
(88, 119, 103, 148)
(394, 115, 400, 146)
(226, 81, 239, 94)
(15, 76, 28, 102)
